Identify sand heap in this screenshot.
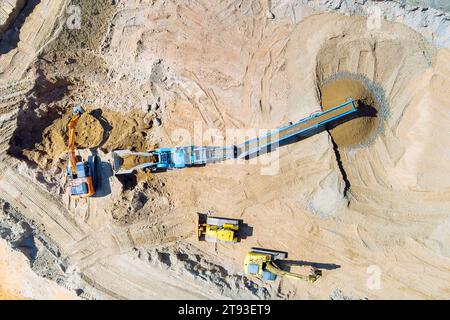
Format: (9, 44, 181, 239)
(120, 155, 157, 170)
(287, 13, 440, 192)
(22, 108, 154, 170)
(321, 75, 386, 148)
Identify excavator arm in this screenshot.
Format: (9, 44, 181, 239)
(67, 105, 84, 177)
(265, 261, 321, 283)
(244, 249, 322, 283)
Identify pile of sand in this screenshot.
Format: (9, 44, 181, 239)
(24, 108, 154, 169)
(73, 114, 104, 147)
(0, 240, 78, 300)
(321, 75, 385, 148)
(120, 155, 157, 170)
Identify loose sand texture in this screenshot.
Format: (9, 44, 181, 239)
(0, 240, 78, 300)
(120, 155, 157, 170)
(0, 0, 449, 300)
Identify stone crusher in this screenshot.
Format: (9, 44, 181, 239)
(112, 146, 237, 175)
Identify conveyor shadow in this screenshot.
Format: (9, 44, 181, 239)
(326, 100, 378, 130)
(115, 172, 137, 190)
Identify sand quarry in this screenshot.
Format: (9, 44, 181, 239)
(0, 0, 449, 299)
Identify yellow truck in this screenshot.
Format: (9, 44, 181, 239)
(197, 214, 240, 243)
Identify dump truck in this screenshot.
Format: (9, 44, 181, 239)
(111, 98, 357, 174)
(197, 214, 240, 243)
(244, 248, 321, 282)
(67, 105, 97, 199)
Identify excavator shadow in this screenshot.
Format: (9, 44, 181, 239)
(90, 151, 113, 198)
(89, 109, 112, 149)
(277, 259, 341, 272)
(239, 222, 253, 241)
(7, 73, 71, 161)
(243, 103, 377, 160)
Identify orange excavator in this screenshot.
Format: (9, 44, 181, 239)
(67, 105, 97, 199)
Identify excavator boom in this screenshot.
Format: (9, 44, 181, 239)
(67, 106, 83, 176)
(265, 261, 320, 283)
(66, 105, 96, 199)
(244, 248, 321, 282)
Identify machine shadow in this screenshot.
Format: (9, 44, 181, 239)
(89, 109, 112, 150)
(90, 151, 113, 198)
(277, 259, 341, 271)
(115, 171, 138, 190)
(239, 223, 253, 241)
(7, 72, 70, 162)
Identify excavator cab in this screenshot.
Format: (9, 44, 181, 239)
(245, 249, 280, 280)
(67, 105, 97, 199)
(67, 156, 97, 199)
(244, 248, 321, 282)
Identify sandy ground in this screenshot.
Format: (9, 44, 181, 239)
(0, 239, 78, 299)
(0, 0, 449, 300)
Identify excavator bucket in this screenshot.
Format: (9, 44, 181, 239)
(112, 150, 156, 175)
(73, 105, 84, 115)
